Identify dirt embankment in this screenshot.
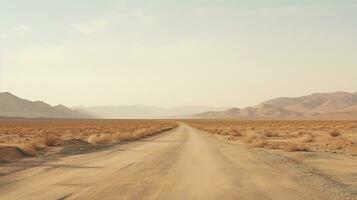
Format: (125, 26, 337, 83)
(0, 146, 31, 163)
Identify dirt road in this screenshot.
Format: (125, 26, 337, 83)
(0, 124, 355, 200)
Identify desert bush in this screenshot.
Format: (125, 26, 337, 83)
(243, 133, 260, 143)
(264, 141, 281, 149)
(111, 132, 123, 141)
(229, 130, 242, 137)
(264, 131, 278, 137)
(284, 142, 309, 152)
(112, 129, 153, 142)
(19, 140, 48, 155)
(250, 137, 267, 148)
(219, 129, 230, 135)
(87, 134, 112, 145)
(244, 133, 267, 148)
(43, 135, 61, 147)
(329, 130, 340, 137)
(111, 132, 132, 142)
(300, 134, 313, 143)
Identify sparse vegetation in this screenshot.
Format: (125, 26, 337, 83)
(185, 120, 357, 154)
(0, 118, 178, 160)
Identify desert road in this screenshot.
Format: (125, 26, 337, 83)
(0, 124, 354, 200)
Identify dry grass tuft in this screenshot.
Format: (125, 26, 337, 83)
(243, 133, 267, 148)
(250, 137, 267, 148)
(87, 134, 113, 145)
(264, 131, 278, 137)
(43, 135, 61, 147)
(264, 141, 281, 150)
(112, 132, 132, 142)
(300, 134, 313, 143)
(243, 133, 260, 143)
(229, 130, 242, 137)
(283, 142, 310, 152)
(329, 130, 340, 137)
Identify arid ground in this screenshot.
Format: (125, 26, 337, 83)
(0, 119, 357, 200)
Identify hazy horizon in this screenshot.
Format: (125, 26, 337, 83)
(1, 1, 357, 108)
(1, 90, 357, 110)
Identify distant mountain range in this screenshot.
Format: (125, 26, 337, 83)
(72, 105, 229, 119)
(0, 92, 228, 119)
(2, 91, 357, 119)
(0, 92, 91, 118)
(194, 91, 357, 119)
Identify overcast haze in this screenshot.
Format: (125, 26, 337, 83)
(1, 0, 357, 108)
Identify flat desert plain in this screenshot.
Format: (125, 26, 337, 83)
(0, 119, 356, 200)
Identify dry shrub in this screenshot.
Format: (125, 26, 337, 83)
(128, 131, 144, 140)
(43, 135, 61, 147)
(229, 130, 242, 137)
(244, 133, 259, 143)
(141, 128, 157, 137)
(300, 134, 313, 143)
(87, 134, 112, 145)
(87, 134, 99, 144)
(264, 131, 278, 137)
(284, 142, 309, 152)
(212, 128, 220, 134)
(264, 141, 282, 149)
(329, 130, 340, 137)
(250, 137, 267, 148)
(20, 140, 47, 155)
(297, 131, 309, 136)
(112, 132, 135, 142)
(288, 131, 300, 137)
(112, 130, 146, 142)
(218, 128, 230, 135)
(244, 133, 267, 148)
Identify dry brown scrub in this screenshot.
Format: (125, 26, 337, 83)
(0, 118, 178, 159)
(185, 120, 357, 154)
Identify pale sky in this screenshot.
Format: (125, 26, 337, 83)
(0, 0, 357, 108)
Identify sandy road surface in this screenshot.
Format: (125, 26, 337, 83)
(0, 124, 355, 200)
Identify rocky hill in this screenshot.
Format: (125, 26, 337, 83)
(0, 92, 91, 118)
